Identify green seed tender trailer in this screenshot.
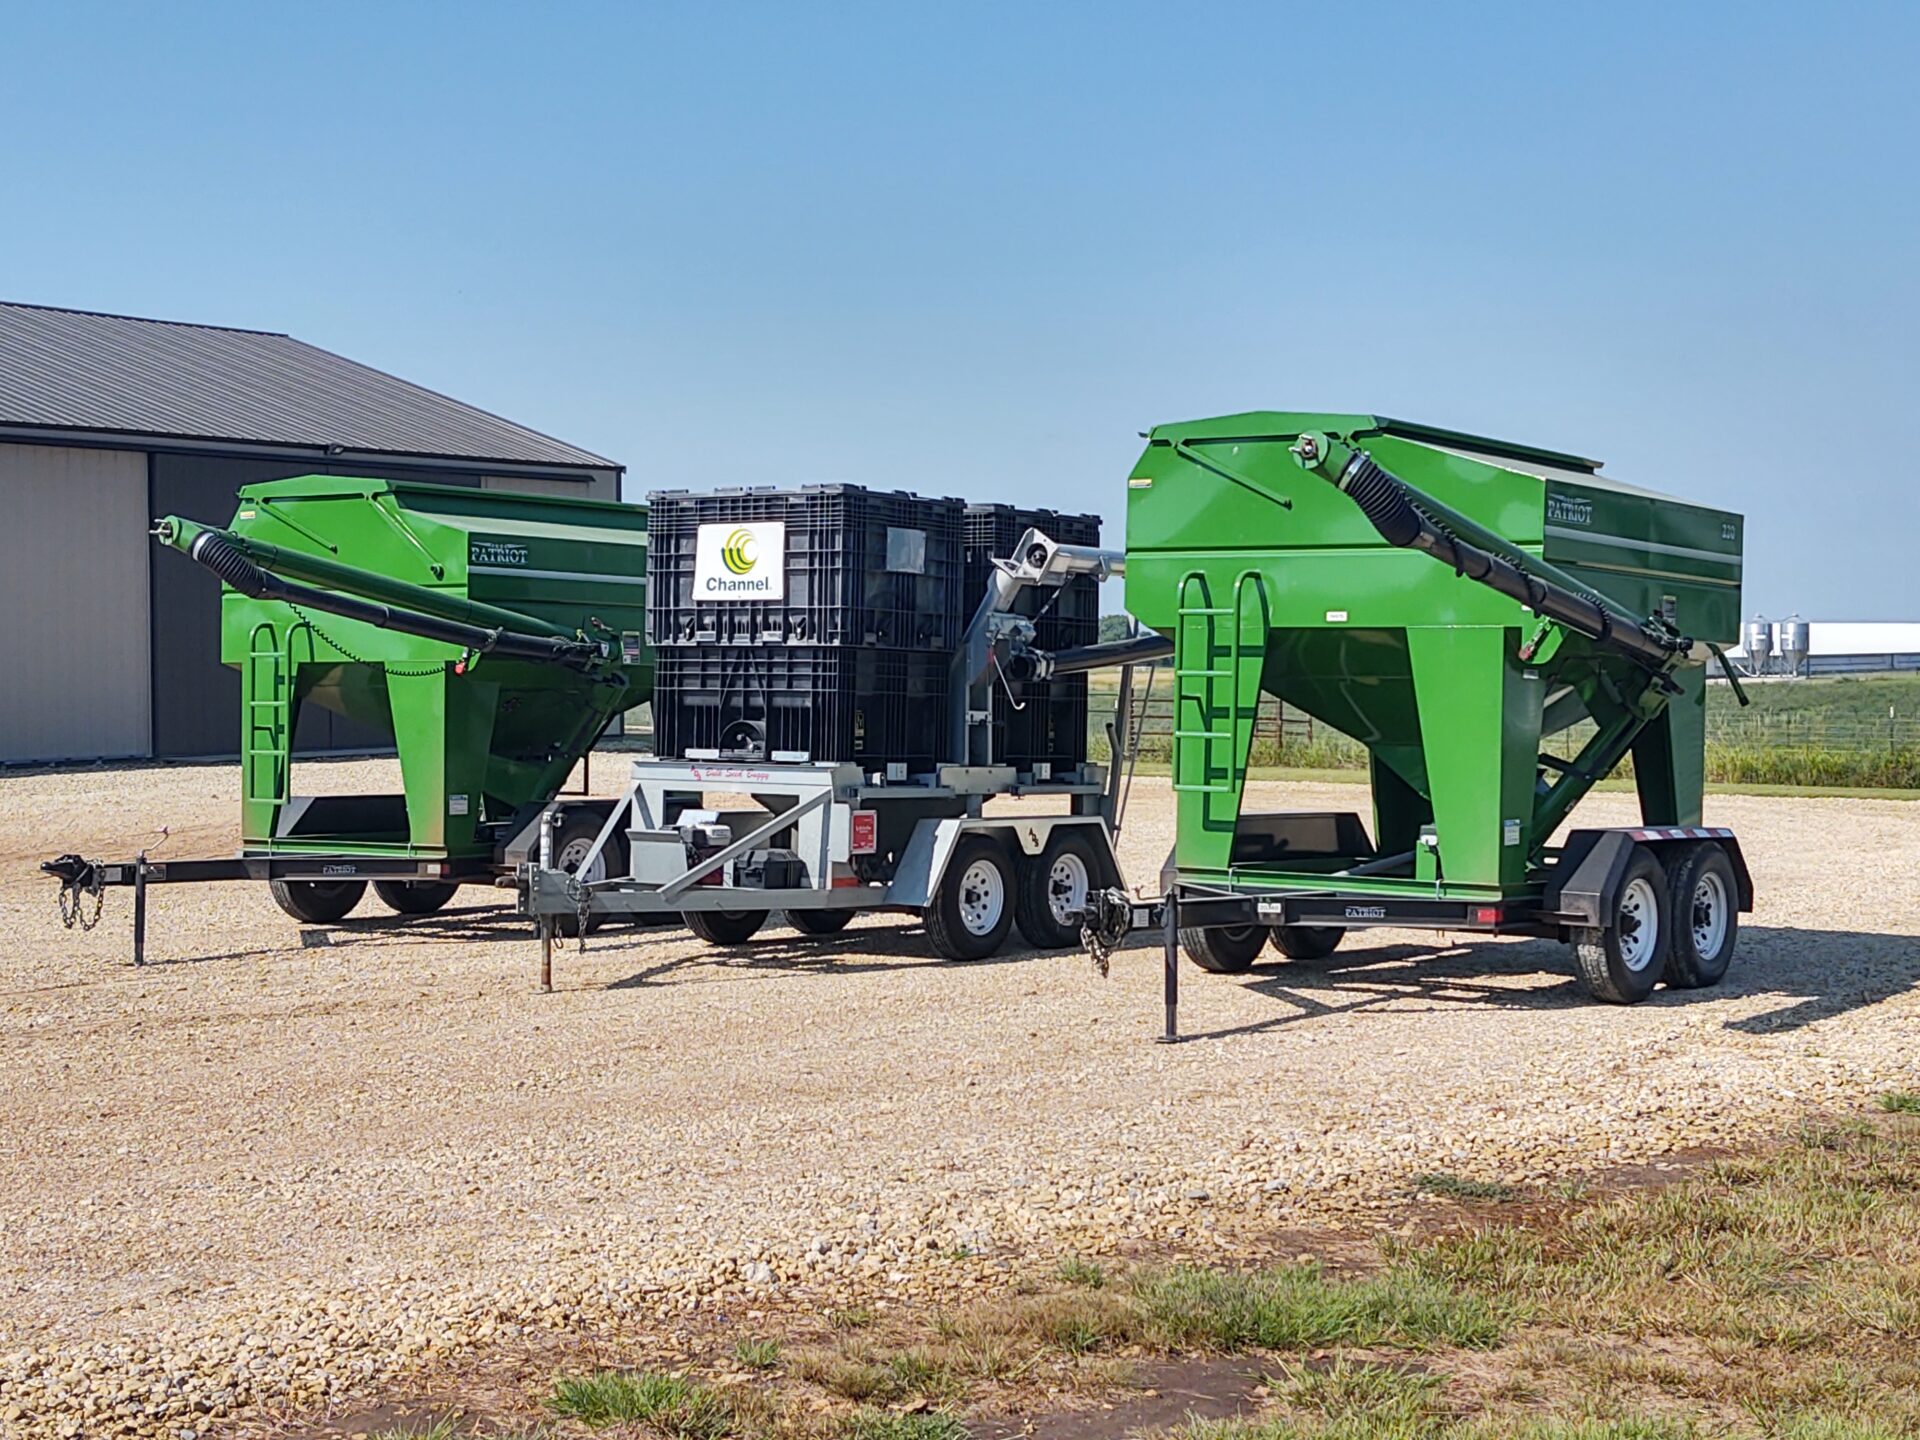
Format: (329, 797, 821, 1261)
(1078, 411, 1752, 1029)
(45, 476, 653, 958)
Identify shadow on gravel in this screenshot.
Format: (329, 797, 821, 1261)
(127, 901, 532, 967)
(606, 919, 1050, 988)
(1164, 922, 1920, 1043)
(1716, 923, 1920, 1034)
(1180, 938, 1591, 1041)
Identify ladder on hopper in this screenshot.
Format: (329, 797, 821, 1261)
(1171, 571, 1267, 800)
(244, 622, 291, 807)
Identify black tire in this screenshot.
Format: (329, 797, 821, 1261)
(548, 810, 628, 938)
(783, 908, 853, 936)
(1663, 843, 1739, 989)
(1015, 829, 1103, 950)
(372, 880, 461, 916)
(1570, 845, 1670, 1004)
(925, 834, 1016, 961)
(1270, 925, 1344, 961)
(270, 879, 367, 925)
(1181, 924, 1269, 974)
(684, 908, 768, 945)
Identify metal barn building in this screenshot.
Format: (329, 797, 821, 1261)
(0, 302, 623, 765)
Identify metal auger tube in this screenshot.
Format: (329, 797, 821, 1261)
(1295, 438, 1688, 673)
(183, 530, 604, 670)
(153, 515, 574, 639)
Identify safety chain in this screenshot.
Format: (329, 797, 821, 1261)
(290, 604, 450, 677)
(1079, 891, 1132, 979)
(564, 872, 592, 953)
(56, 864, 104, 931)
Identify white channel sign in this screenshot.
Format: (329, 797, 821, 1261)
(694, 520, 785, 599)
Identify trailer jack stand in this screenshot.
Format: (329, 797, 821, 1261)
(132, 853, 148, 968)
(1156, 892, 1180, 1044)
(537, 919, 553, 994)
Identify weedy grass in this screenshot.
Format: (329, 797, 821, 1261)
(367, 1421, 465, 1440)
(1878, 1090, 1920, 1115)
(547, 1369, 740, 1437)
(1056, 1253, 1109, 1289)
(1130, 1262, 1511, 1352)
(838, 1411, 970, 1440)
(733, 1336, 782, 1369)
(1412, 1173, 1527, 1204)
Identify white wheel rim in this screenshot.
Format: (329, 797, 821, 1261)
(958, 858, 1006, 936)
(1046, 852, 1091, 926)
(556, 836, 607, 885)
(1618, 875, 1660, 971)
(1691, 870, 1729, 959)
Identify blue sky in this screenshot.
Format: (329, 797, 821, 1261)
(2, 1, 1913, 618)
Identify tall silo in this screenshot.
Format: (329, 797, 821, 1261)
(1743, 615, 1776, 678)
(1779, 614, 1811, 679)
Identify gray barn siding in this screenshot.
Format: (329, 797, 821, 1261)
(0, 443, 150, 761)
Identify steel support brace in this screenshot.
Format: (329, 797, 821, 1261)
(658, 789, 831, 902)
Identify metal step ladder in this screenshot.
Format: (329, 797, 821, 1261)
(1172, 574, 1236, 795)
(244, 622, 291, 806)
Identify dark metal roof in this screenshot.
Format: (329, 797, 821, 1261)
(0, 301, 616, 470)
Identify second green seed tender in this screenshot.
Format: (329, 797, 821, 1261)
(1107, 411, 1752, 1007)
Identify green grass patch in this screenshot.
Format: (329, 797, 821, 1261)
(828, 1304, 877, 1330)
(1055, 1253, 1108, 1289)
(546, 1369, 737, 1437)
(1878, 1091, 1920, 1115)
(732, 1335, 781, 1369)
(1130, 1262, 1510, 1352)
(1413, 1173, 1526, 1204)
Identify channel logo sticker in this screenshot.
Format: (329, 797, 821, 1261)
(694, 520, 785, 598)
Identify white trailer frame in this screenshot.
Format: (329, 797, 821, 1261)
(521, 757, 1126, 988)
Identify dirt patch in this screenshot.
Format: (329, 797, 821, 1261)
(968, 1357, 1262, 1439)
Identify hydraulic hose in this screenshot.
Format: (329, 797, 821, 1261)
(186, 531, 602, 670)
(1326, 449, 1685, 672)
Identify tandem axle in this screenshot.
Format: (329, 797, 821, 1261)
(1080, 822, 1755, 1040)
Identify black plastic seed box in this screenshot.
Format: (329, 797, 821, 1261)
(652, 645, 949, 772)
(648, 485, 966, 650)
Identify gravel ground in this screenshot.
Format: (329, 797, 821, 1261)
(1, 758, 1916, 1438)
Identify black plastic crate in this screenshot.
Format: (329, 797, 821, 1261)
(649, 485, 965, 650)
(962, 504, 1101, 651)
(990, 675, 1090, 774)
(653, 645, 949, 771)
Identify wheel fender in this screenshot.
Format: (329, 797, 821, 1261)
(889, 818, 1120, 908)
(1545, 829, 1636, 927)
(885, 818, 969, 910)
